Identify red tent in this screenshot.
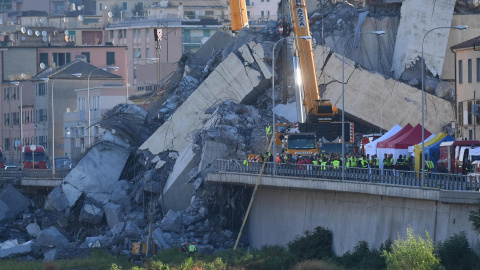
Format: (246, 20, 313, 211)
(384, 124, 431, 149)
(376, 124, 413, 149)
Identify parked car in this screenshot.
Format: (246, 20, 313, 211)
(4, 165, 20, 171)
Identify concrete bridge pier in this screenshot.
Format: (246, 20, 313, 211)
(207, 173, 480, 255)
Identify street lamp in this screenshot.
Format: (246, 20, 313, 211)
(342, 30, 385, 181)
(50, 74, 81, 173)
(10, 81, 24, 167)
(272, 35, 311, 175)
(125, 57, 159, 102)
(421, 25, 467, 182)
(87, 66, 118, 146)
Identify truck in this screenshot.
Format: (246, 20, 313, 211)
(436, 140, 480, 174)
(23, 145, 47, 169)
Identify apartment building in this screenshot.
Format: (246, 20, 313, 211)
(451, 36, 480, 140)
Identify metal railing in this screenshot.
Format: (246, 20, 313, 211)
(0, 169, 71, 180)
(22, 169, 71, 179)
(212, 160, 480, 191)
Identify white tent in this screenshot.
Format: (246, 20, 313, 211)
(364, 125, 402, 156)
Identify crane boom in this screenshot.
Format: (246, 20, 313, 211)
(230, 0, 249, 32)
(289, 0, 319, 116)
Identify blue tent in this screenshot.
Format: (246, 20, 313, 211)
(423, 134, 455, 170)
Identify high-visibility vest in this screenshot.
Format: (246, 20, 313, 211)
(383, 158, 390, 166)
(266, 126, 272, 135)
(321, 161, 327, 170)
(350, 157, 357, 167)
(361, 159, 368, 168)
(312, 160, 318, 165)
(243, 160, 248, 166)
(189, 244, 197, 252)
(333, 160, 340, 169)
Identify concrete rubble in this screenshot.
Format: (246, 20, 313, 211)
(2, 1, 479, 261)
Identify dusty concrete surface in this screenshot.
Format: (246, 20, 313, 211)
(391, 0, 456, 79)
(247, 186, 480, 255)
(316, 46, 454, 133)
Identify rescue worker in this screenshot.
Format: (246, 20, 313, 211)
(265, 123, 273, 143)
(332, 158, 340, 170)
(188, 241, 197, 256)
(396, 154, 405, 170)
(383, 153, 391, 172)
(350, 155, 357, 168)
(275, 153, 281, 164)
(180, 242, 189, 253)
(263, 151, 272, 162)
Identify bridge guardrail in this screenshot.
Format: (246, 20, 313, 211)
(212, 160, 480, 192)
(22, 169, 71, 179)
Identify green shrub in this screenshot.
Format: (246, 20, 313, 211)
(287, 226, 333, 262)
(382, 227, 440, 270)
(336, 240, 388, 270)
(436, 231, 480, 270)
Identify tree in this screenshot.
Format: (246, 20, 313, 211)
(382, 227, 440, 270)
(110, 3, 122, 20)
(131, 3, 145, 18)
(469, 199, 480, 235)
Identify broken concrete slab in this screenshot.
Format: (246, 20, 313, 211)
(26, 222, 41, 237)
(0, 184, 30, 223)
(162, 141, 198, 211)
(37, 226, 69, 248)
(391, 0, 456, 79)
(152, 228, 170, 249)
(43, 249, 57, 262)
(79, 203, 104, 225)
(0, 240, 32, 258)
(44, 187, 69, 212)
(159, 210, 182, 233)
(139, 41, 268, 156)
(316, 46, 454, 133)
(103, 202, 124, 229)
(61, 137, 130, 207)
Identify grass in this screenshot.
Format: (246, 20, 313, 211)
(0, 249, 134, 270)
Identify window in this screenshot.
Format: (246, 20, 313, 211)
(3, 87, 8, 100)
(133, 29, 137, 38)
(468, 59, 472, 83)
(36, 109, 47, 122)
(146, 47, 150, 57)
(36, 83, 46, 96)
(459, 102, 463, 125)
(267, 11, 270, 17)
(99, 3, 102, 11)
(124, 29, 126, 38)
(81, 52, 90, 63)
(261, 11, 264, 18)
(118, 30, 123, 39)
(39, 53, 48, 67)
(459, 60, 463, 84)
(134, 48, 141, 59)
(12, 112, 19, 125)
(203, 29, 210, 37)
(53, 52, 71, 67)
(110, 30, 114, 39)
(4, 138, 10, 151)
(4, 113, 9, 125)
(146, 29, 150, 38)
(205, 10, 214, 16)
(477, 58, 480, 82)
(184, 11, 195, 18)
(55, 3, 63, 14)
(468, 101, 472, 125)
(122, 2, 127, 10)
(106, 52, 115, 65)
(11, 87, 16, 100)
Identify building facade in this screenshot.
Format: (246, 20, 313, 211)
(451, 36, 480, 140)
